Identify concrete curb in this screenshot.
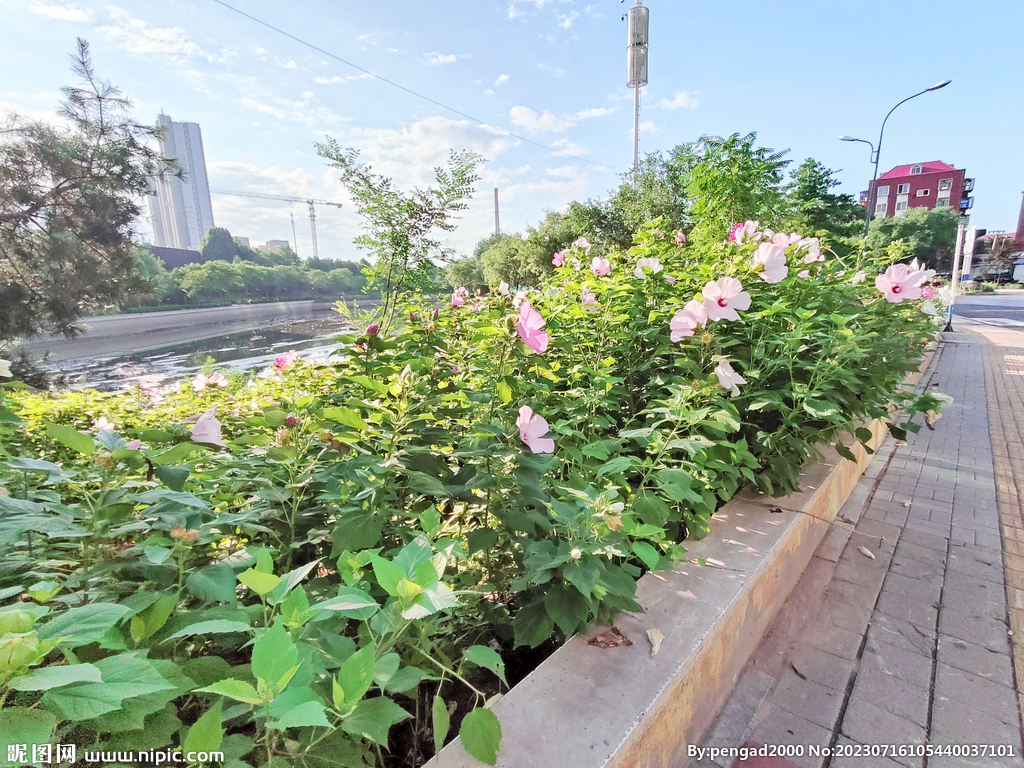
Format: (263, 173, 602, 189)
(429, 346, 938, 768)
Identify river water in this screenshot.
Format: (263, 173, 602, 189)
(42, 314, 355, 392)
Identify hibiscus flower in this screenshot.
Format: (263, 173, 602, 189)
(516, 299, 549, 354)
(702, 277, 752, 322)
(516, 405, 555, 453)
(670, 299, 708, 341)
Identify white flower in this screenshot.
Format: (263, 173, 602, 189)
(850, 270, 867, 285)
(544, 286, 561, 298)
(713, 359, 747, 396)
(936, 285, 955, 306)
(0, 359, 11, 378)
(569, 548, 582, 560)
(498, 281, 510, 295)
(921, 300, 939, 316)
(908, 258, 937, 282)
(634, 257, 663, 279)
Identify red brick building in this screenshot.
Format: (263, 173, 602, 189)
(865, 161, 974, 220)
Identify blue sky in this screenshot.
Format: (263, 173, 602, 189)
(2, 0, 1021, 262)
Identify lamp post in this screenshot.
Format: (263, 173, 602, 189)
(841, 80, 952, 239)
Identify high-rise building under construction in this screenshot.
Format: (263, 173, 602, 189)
(148, 114, 214, 250)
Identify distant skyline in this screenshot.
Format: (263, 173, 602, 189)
(2, 0, 1021, 262)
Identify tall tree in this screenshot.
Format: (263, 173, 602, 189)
(316, 141, 481, 331)
(670, 132, 791, 242)
(0, 39, 175, 343)
(783, 158, 864, 239)
(863, 207, 961, 271)
(199, 227, 237, 263)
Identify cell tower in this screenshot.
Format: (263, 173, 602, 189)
(626, 0, 649, 174)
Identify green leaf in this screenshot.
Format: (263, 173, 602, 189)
(631, 541, 661, 571)
(264, 409, 288, 428)
(336, 645, 375, 707)
(44, 423, 95, 455)
(0, 709, 57, 765)
(459, 707, 502, 765)
(432, 694, 450, 756)
(269, 700, 331, 730)
(382, 666, 425, 694)
(154, 464, 191, 492)
(542, 583, 588, 636)
(313, 588, 379, 620)
(372, 653, 401, 687)
(237, 568, 281, 596)
(834, 442, 857, 462)
(251, 622, 297, 689)
(323, 407, 369, 431)
(563, 557, 601, 598)
(183, 700, 223, 754)
(467, 528, 499, 555)
(266, 559, 321, 606)
(854, 426, 874, 444)
(9, 663, 103, 691)
(513, 600, 554, 648)
(340, 697, 410, 746)
(167, 620, 252, 639)
(370, 557, 405, 597)
(44, 682, 167, 720)
(186, 563, 238, 603)
(37, 603, 131, 647)
(197, 678, 263, 705)
(463, 646, 507, 686)
(131, 595, 176, 643)
(332, 509, 383, 552)
(0, 405, 25, 425)
(597, 455, 633, 477)
(495, 378, 512, 404)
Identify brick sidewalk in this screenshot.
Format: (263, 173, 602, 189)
(694, 333, 1023, 768)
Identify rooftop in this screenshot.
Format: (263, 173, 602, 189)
(879, 161, 957, 179)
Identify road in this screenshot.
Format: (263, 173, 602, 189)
(951, 289, 1024, 327)
(15, 300, 373, 362)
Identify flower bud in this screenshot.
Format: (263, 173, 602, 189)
(285, 414, 297, 427)
(570, 548, 582, 560)
(319, 430, 334, 442)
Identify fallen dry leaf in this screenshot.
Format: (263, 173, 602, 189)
(588, 626, 632, 649)
(647, 628, 665, 658)
(837, 514, 855, 526)
(858, 546, 875, 560)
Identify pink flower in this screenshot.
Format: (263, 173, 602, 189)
(125, 439, 142, 451)
(664, 274, 676, 285)
(516, 299, 549, 354)
(714, 359, 747, 395)
(365, 323, 380, 336)
(516, 405, 555, 454)
(571, 237, 592, 254)
(93, 417, 115, 433)
(275, 352, 298, 369)
(653, 229, 663, 238)
(702, 277, 752, 322)
(797, 270, 811, 279)
(552, 251, 565, 267)
(752, 242, 789, 283)
(143, 387, 165, 405)
(634, 257, 663, 278)
(921, 285, 935, 299)
(674, 230, 686, 245)
(730, 221, 759, 244)
(875, 264, 929, 303)
(670, 299, 708, 341)
(451, 287, 469, 306)
(581, 287, 598, 311)
(192, 372, 229, 392)
(191, 409, 226, 448)
(797, 237, 822, 261)
(285, 414, 297, 427)
(590, 257, 611, 276)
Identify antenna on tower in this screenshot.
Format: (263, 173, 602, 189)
(626, 0, 649, 175)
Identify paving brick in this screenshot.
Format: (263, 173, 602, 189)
(875, 590, 939, 630)
(786, 643, 855, 692)
(804, 621, 864, 662)
(865, 613, 935, 656)
(748, 706, 830, 768)
(880, 571, 942, 603)
(860, 639, 933, 684)
(936, 634, 1015, 689)
(839, 700, 925, 764)
(937, 605, 1010, 651)
(846, 660, 929, 727)
(933, 661, 1021, 724)
(769, 669, 845, 730)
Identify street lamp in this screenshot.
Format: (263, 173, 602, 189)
(842, 80, 952, 239)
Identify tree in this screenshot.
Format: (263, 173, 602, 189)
(316, 140, 481, 331)
(479, 234, 543, 289)
(863, 207, 961, 271)
(671, 132, 791, 242)
(0, 39, 175, 342)
(783, 158, 864, 239)
(199, 227, 237, 263)
(446, 256, 486, 292)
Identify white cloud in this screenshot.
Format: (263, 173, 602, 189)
(99, 7, 199, 59)
(509, 105, 614, 133)
(556, 11, 578, 29)
(280, 60, 299, 70)
(655, 91, 700, 110)
(483, 88, 494, 96)
(639, 121, 659, 133)
(238, 92, 351, 131)
(314, 73, 372, 85)
(537, 63, 566, 77)
(548, 138, 589, 157)
(425, 52, 457, 65)
(496, 74, 510, 86)
(27, 2, 93, 21)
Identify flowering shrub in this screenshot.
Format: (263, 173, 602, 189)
(0, 219, 945, 767)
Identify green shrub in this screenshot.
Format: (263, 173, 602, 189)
(0, 221, 945, 767)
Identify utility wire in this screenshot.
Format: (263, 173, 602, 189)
(208, 0, 620, 172)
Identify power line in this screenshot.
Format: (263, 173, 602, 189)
(208, 0, 620, 172)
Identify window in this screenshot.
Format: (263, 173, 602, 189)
(911, 165, 923, 174)
(897, 183, 910, 194)
(916, 189, 930, 197)
(875, 201, 888, 216)
(876, 185, 890, 197)
(938, 178, 952, 191)
(895, 199, 909, 213)
(936, 196, 950, 208)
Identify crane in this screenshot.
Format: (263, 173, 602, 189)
(210, 189, 343, 259)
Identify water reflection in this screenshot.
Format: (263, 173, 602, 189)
(43, 317, 355, 392)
